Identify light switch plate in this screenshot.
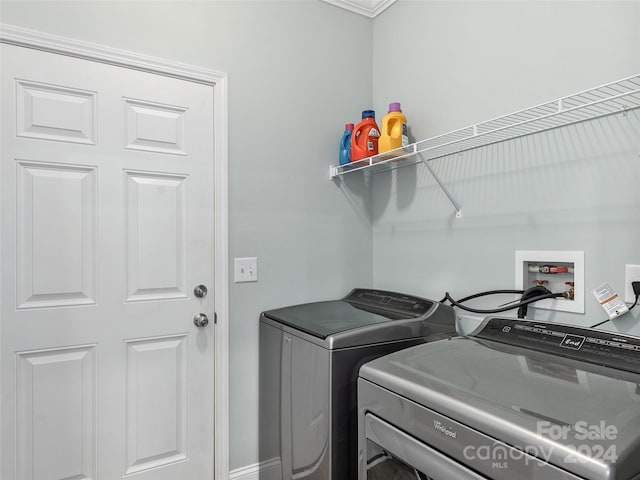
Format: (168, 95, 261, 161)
(234, 257, 258, 283)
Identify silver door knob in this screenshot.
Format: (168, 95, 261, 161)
(194, 284, 208, 299)
(193, 313, 209, 327)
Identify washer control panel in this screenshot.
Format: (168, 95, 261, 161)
(345, 288, 433, 317)
(474, 317, 640, 374)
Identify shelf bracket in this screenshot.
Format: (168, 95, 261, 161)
(419, 153, 462, 218)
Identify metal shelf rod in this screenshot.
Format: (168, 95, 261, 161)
(419, 154, 462, 218)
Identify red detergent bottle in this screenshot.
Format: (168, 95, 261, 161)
(351, 110, 380, 162)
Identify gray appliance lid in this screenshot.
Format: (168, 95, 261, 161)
(261, 288, 435, 340)
(360, 317, 640, 480)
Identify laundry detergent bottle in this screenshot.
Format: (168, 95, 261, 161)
(379, 102, 409, 154)
(351, 110, 380, 162)
(339, 123, 354, 166)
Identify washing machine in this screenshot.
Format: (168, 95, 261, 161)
(358, 316, 640, 480)
(259, 288, 456, 480)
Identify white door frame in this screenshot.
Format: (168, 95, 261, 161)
(0, 23, 230, 480)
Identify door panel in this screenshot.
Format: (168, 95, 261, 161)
(124, 335, 188, 475)
(16, 79, 97, 144)
(16, 345, 96, 480)
(124, 97, 188, 155)
(16, 161, 97, 308)
(124, 170, 188, 301)
(1, 43, 215, 480)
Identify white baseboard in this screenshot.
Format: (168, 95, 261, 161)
(229, 457, 282, 480)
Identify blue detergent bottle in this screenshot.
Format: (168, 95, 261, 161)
(339, 123, 355, 165)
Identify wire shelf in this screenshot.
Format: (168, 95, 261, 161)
(329, 74, 640, 179)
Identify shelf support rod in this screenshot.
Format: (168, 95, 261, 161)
(419, 153, 462, 218)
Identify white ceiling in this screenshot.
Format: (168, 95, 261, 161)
(320, 0, 397, 18)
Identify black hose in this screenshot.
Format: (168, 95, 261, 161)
(439, 289, 524, 305)
(457, 289, 525, 303)
(443, 290, 565, 315)
(517, 286, 554, 318)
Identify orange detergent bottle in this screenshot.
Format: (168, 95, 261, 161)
(351, 110, 380, 162)
(379, 102, 408, 154)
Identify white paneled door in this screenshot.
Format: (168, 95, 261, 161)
(1, 43, 216, 480)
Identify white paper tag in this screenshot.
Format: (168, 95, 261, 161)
(592, 282, 629, 319)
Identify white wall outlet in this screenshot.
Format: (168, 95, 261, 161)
(234, 257, 258, 283)
(515, 251, 584, 314)
(624, 264, 640, 303)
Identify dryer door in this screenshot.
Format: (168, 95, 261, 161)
(365, 414, 487, 480)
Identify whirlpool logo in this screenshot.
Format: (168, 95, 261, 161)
(433, 420, 457, 439)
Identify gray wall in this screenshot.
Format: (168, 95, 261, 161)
(0, 0, 373, 470)
(371, 1, 640, 332)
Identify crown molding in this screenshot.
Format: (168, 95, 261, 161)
(0, 23, 225, 85)
(320, 0, 397, 18)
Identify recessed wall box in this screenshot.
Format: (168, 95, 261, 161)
(515, 251, 584, 314)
